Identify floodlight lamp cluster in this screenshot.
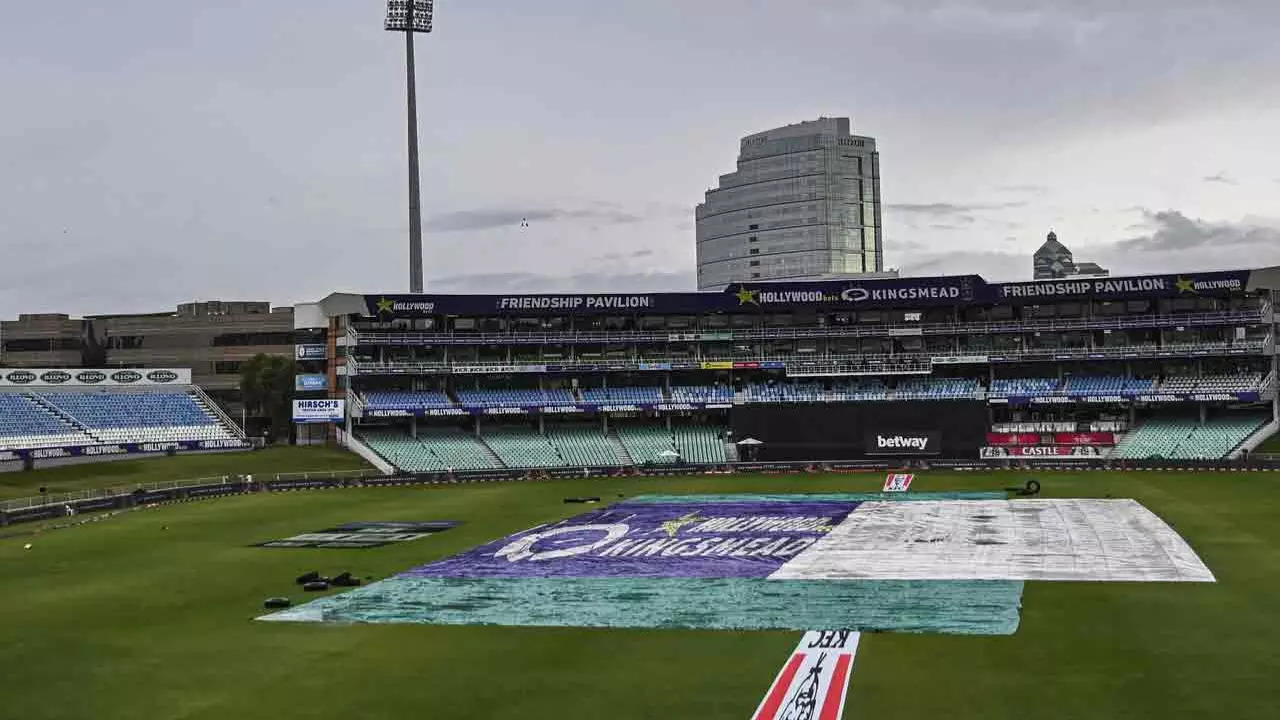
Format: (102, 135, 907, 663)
(385, 0, 433, 33)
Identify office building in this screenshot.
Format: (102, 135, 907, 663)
(695, 117, 883, 290)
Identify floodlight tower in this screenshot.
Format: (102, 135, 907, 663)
(385, 1, 433, 293)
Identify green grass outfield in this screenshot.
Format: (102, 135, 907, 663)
(2, 469, 1278, 719)
(0, 445, 370, 500)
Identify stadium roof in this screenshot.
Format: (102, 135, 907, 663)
(304, 267, 1280, 321)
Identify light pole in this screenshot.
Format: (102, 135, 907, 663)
(384, 1, 433, 294)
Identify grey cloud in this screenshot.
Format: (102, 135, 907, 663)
(1203, 172, 1237, 185)
(887, 201, 1024, 216)
(426, 207, 645, 232)
(896, 210, 1280, 280)
(893, 239, 929, 252)
(427, 270, 695, 294)
(1113, 210, 1280, 252)
(900, 250, 1026, 279)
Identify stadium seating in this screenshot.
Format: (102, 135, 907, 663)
(616, 425, 680, 464)
(544, 426, 624, 466)
(673, 425, 727, 464)
(455, 389, 576, 407)
(829, 380, 889, 401)
(1062, 376, 1156, 396)
(1157, 376, 1200, 393)
(359, 429, 447, 472)
(481, 427, 564, 468)
(989, 378, 1060, 396)
(580, 386, 665, 404)
(363, 390, 456, 410)
(668, 385, 733, 403)
(1159, 373, 1264, 394)
(741, 382, 824, 403)
(30, 391, 237, 445)
(894, 378, 981, 400)
(361, 427, 500, 471)
(0, 393, 96, 450)
(1112, 416, 1267, 459)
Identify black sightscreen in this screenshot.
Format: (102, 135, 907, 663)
(730, 401, 987, 460)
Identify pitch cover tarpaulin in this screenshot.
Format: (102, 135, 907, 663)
(406, 499, 859, 579)
(770, 499, 1215, 582)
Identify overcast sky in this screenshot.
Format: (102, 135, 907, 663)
(3, 0, 1280, 316)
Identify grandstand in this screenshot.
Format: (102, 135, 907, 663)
(291, 267, 1278, 472)
(0, 373, 247, 463)
(1112, 416, 1270, 460)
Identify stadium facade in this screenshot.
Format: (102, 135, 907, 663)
(695, 117, 884, 290)
(294, 266, 1280, 473)
(0, 300, 295, 412)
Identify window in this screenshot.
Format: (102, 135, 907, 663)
(749, 224, 759, 230)
(751, 272, 761, 279)
(748, 236, 758, 242)
(749, 260, 760, 267)
(749, 248, 759, 255)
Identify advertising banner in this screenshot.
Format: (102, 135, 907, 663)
(882, 473, 914, 492)
(986, 432, 1042, 446)
(364, 402, 730, 418)
(296, 344, 327, 361)
(0, 367, 191, 388)
(405, 498, 860, 579)
(0, 438, 251, 462)
(294, 374, 328, 391)
(981, 446, 1101, 458)
(292, 399, 345, 423)
(753, 630, 860, 720)
(863, 431, 941, 456)
(1055, 432, 1115, 446)
(256, 521, 460, 549)
(362, 269, 1253, 318)
(990, 270, 1249, 302)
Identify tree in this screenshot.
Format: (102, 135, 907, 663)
(239, 353, 295, 441)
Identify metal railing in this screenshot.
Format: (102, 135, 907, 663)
(350, 309, 1265, 346)
(347, 339, 1271, 374)
(0, 468, 382, 513)
(1, 475, 229, 513)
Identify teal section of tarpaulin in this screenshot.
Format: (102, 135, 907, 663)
(260, 577, 1023, 636)
(259, 491, 1023, 635)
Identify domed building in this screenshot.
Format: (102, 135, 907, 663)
(1033, 231, 1075, 279)
(1032, 230, 1107, 280)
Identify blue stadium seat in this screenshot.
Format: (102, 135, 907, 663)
(668, 385, 733, 403)
(455, 389, 577, 407)
(363, 390, 456, 410)
(990, 378, 1061, 396)
(38, 391, 238, 444)
(580, 386, 665, 404)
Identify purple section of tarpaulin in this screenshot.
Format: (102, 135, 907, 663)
(404, 500, 860, 579)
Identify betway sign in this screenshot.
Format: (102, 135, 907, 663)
(864, 431, 941, 456)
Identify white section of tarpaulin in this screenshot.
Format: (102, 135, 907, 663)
(769, 498, 1215, 582)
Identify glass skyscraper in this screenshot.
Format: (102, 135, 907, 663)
(695, 117, 883, 290)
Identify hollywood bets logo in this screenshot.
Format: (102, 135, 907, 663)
(492, 511, 835, 563)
